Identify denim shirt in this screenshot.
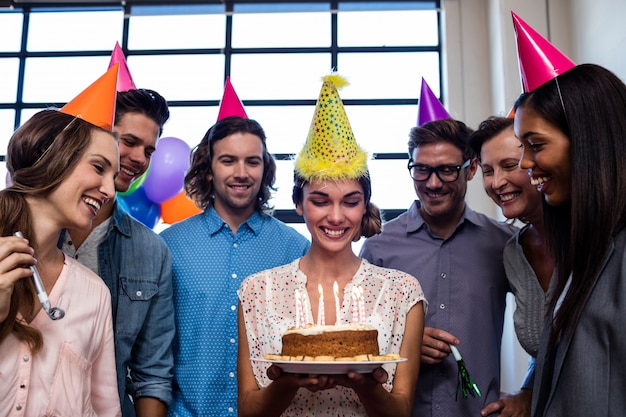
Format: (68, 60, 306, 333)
(61, 200, 175, 416)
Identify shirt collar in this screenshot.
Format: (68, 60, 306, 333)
(203, 206, 267, 236)
(405, 199, 487, 234)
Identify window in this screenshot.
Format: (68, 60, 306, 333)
(0, 0, 442, 240)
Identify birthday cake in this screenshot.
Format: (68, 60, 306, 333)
(279, 324, 379, 360)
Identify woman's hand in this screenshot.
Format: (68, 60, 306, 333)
(267, 365, 338, 392)
(0, 236, 36, 322)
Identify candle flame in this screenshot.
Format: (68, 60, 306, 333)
(318, 283, 323, 295)
(333, 281, 339, 295)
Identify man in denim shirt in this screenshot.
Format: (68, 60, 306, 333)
(62, 88, 174, 417)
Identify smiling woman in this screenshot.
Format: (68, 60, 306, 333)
(0, 68, 121, 415)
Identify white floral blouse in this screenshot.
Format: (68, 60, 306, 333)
(238, 258, 427, 417)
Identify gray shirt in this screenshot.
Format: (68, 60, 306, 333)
(503, 224, 555, 358)
(360, 200, 516, 417)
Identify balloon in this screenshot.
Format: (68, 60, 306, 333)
(121, 186, 161, 228)
(161, 191, 202, 224)
(117, 166, 150, 197)
(143, 137, 191, 204)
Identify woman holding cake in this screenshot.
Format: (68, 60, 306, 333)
(237, 75, 427, 417)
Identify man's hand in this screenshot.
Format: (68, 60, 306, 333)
(421, 327, 459, 364)
(480, 389, 532, 417)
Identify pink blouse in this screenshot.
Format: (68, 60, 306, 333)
(238, 258, 427, 417)
(0, 257, 121, 417)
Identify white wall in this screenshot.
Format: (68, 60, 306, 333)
(442, 0, 626, 392)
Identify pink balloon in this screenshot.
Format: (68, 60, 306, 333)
(143, 137, 191, 204)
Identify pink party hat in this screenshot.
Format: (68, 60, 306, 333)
(417, 77, 451, 126)
(108, 41, 136, 92)
(512, 11, 576, 93)
(60, 64, 119, 131)
(217, 77, 248, 120)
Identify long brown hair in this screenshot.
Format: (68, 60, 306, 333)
(0, 109, 111, 352)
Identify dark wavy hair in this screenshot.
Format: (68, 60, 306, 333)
(184, 116, 277, 212)
(468, 116, 514, 162)
(515, 63, 626, 348)
(0, 109, 116, 353)
(115, 88, 170, 135)
(408, 118, 475, 162)
(292, 172, 382, 241)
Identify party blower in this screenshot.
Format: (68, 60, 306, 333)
(450, 344, 481, 400)
(14, 231, 65, 320)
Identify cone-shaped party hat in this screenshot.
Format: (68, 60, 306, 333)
(295, 74, 368, 182)
(512, 11, 576, 93)
(417, 78, 451, 126)
(109, 41, 136, 92)
(217, 77, 248, 120)
(60, 64, 119, 131)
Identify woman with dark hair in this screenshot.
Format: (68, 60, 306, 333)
(469, 116, 555, 417)
(514, 63, 626, 416)
(237, 75, 426, 417)
(0, 109, 121, 415)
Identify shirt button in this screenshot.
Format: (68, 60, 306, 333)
(233, 243, 238, 248)
(231, 305, 236, 311)
(229, 372, 235, 377)
(136, 291, 142, 297)
(16, 405, 23, 411)
(230, 338, 235, 344)
(23, 356, 29, 362)
(440, 272, 446, 279)
(228, 407, 234, 413)
(231, 273, 237, 279)
(439, 303, 445, 309)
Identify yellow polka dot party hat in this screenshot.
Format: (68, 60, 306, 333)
(295, 74, 368, 182)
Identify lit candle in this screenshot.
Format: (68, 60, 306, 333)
(357, 286, 365, 324)
(333, 281, 341, 325)
(317, 284, 325, 326)
(351, 287, 359, 324)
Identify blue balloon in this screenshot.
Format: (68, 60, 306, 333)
(120, 186, 161, 228)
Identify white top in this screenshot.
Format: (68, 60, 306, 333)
(238, 258, 427, 417)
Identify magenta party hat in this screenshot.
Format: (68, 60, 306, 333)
(217, 77, 248, 121)
(417, 78, 451, 126)
(512, 11, 576, 93)
(108, 42, 136, 92)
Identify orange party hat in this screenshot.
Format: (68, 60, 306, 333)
(109, 41, 136, 92)
(60, 64, 119, 131)
(217, 77, 248, 120)
(512, 11, 576, 93)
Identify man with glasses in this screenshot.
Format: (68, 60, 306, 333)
(360, 118, 515, 417)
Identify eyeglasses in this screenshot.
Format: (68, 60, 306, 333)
(407, 159, 471, 182)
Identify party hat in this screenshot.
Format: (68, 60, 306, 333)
(108, 41, 136, 92)
(512, 11, 576, 93)
(417, 78, 451, 126)
(217, 77, 248, 120)
(60, 64, 119, 131)
(295, 74, 368, 182)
